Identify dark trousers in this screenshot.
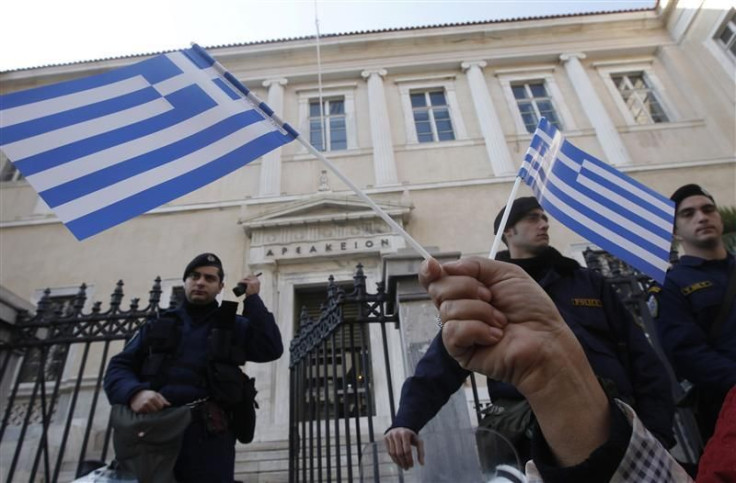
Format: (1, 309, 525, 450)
(174, 412, 236, 483)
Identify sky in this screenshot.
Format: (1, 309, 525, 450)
(1, 0, 656, 72)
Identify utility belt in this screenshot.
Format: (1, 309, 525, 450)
(188, 399, 231, 436)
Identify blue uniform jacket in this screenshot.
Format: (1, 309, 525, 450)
(104, 294, 283, 407)
(390, 250, 675, 447)
(654, 253, 736, 395)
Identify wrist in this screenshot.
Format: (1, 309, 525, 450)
(523, 331, 610, 466)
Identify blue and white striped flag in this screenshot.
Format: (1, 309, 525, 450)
(0, 44, 297, 240)
(520, 118, 674, 283)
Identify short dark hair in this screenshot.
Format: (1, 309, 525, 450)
(670, 184, 715, 213)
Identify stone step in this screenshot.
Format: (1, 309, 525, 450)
(61, 439, 389, 482)
(234, 438, 385, 483)
(237, 441, 365, 462)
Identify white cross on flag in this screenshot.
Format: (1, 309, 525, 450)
(0, 44, 297, 240)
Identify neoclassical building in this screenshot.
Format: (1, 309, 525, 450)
(0, 0, 734, 480)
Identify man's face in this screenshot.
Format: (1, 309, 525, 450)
(674, 195, 723, 251)
(184, 266, 223, 305)
(504, 208, 550, 258)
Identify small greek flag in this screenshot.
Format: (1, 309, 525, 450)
(0, 44, 297, 240)
(521, 118, 674, 283)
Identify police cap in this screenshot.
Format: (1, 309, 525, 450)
(183, 253, 224, 282)
(493, 197, 542, 234)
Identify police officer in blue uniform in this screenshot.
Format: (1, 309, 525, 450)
(385, 197, 674, 470)
(652, 184, 736, 444)
(104, 253, 283, 483)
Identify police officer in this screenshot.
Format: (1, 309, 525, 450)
(652, 184, 736, 443)
(385, 197, 675, 469)
(104, 253, 283, 483)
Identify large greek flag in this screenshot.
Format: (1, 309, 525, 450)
(0, 44, 297, 240)
(520, 118, 674, 283)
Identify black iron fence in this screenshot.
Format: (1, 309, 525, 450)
(0, 250, 704, 482)
(288, 264, 399, 483)
(0, 278, 175, 483)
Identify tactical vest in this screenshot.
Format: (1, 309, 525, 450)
(136, 301, 258, 444)
(140, 301, 246, 405)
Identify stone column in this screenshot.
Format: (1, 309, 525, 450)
(361, 69, 399, 186)
(461, 61, 515, 176)
(258, 78, 288, 197)
(383, 251, 483, 482)
(559, 53, 632, 166)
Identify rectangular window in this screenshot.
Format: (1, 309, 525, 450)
(610, 73, 669, 125)
(309, 97, 347, 152)
(410, 89, 455, 143)
(716, 11, 736, 59)
(511, 82, 563, 134)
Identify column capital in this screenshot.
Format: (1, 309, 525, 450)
(361, 68, 387, 80)
(559, 52, 587, 63)
(262, 78, 288, 88)
(460, 60, 487, 72)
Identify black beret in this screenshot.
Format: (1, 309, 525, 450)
(494, 197, 542, 234)
(183, 253, 224, 281)
(670, 184, 715, 212)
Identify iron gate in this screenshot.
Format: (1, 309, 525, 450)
(0, 278, 176, 482)
(288, 264, 400, 483)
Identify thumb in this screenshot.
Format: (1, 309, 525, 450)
(418, 257, 443, 290)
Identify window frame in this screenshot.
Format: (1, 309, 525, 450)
(596, 61, 678, 126)
(408, 89, 455, 143)
(297, 84, 358, 154)
(396, 76, 467, 145)
(705, 8, 736, 75)
(715, 10, 736, 57)
(308, 97, 348, 152)
(496, 68, 576, 135)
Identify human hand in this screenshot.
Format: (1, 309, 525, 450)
(419, 257, 610, 466)
(238, 274, 261, 297)
(419, 257, 581, 399)
(129, 390, 171, 414)
(384, 427, 425, 470)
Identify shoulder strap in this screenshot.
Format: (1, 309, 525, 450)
(709, 262, 736, 343)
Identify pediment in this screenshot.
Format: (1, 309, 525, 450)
(240, 194, 411, 234)
(241, 193, 413, 261)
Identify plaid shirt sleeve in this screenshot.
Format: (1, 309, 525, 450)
(524, 400, 692, 483)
